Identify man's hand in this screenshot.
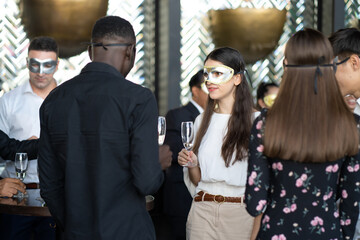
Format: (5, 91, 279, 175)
(159, 145, 172, 170)
(0, 178, 26, 198)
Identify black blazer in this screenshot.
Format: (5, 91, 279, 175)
(163, 102, 200, 217)
(0, 130, 38, 160)
(38, 62, 163, 240)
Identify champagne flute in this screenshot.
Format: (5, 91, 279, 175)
(14, 153, 28, 199)
(181, 121, 195, 167)
(158, 116, 166, 145)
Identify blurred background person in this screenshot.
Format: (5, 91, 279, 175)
(162, 69, 207, 240)
(255, 82, 279, 110)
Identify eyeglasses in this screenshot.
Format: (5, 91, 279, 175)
(335, 55, 360, 66)
(87, 42, 133, 50)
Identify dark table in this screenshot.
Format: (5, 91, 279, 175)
(0, 190, 154, 239)
(0, 189, 50, 217)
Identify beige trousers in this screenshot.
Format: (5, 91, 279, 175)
(186, 200, 254, 240)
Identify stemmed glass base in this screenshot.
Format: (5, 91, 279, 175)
(13, 190, 28, 199)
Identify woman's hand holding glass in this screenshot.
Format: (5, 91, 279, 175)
(178, 148, 198, 168)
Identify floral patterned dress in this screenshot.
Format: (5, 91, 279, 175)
(245, 110, 360, 240)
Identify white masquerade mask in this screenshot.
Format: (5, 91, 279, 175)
(203, 65, 236, 84)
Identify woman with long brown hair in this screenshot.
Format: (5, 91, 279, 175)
(178, 47, 257, 239)
(245, 28, 360, 240)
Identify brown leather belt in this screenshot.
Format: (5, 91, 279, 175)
(194, 191, 244, 204)
(25, 183, 39, 189)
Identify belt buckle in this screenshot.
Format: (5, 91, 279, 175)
(213, 194, 225, 203)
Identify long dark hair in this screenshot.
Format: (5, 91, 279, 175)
(264, 28, 358, 162)
(192, 47, 253, 167)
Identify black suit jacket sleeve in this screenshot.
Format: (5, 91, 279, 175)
(38, 102, 65, 230)
(0, 130, 38, 160)
(129, 90, 164, 195)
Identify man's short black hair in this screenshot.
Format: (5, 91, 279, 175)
(91, 16, 136, 43)
(329, 28, 360, 59)
(189, 70, 204, 90)
(28, 36, 59, 57)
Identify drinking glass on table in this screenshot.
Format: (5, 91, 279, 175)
(181, 121, 196, 167)
(158, 116, 166, 145)
(14, 153, 28, 199)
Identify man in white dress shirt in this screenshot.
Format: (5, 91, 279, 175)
(0, 36, 58, 240)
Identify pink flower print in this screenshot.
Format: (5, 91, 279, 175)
(347, 166, 354, 172)
(332, 164, 338, 172)
(279, 234, 286, 240)
(295, 178, 303, 187)
(315, 216, 323, 225)
(272, 163, 277, 169)
(328, 191, 333, 198)
(300, 173, 307, 181)
(312, 202, 318, 206)
(311, 219, 318, 226)
(354, 164, 359, 172)
(302, 189, 307, 193)
(257, 144, 264, 153)
(324, 191, 333, 201)
(334, 210, 339, 218)
(280, 190, 286, 197)
(257, 133, 262, 138)
(248, 176, 254, 186)
(340, 220, 345, 225)
(250, 171, 257, 179)
(311, 216, 323, 226)
(290, 203, 297, 212)
(276, 162, 283, 171)
(345, 219, 351, 225)
(272, 235, 287, 240)
(254, 187, 260, 191)
(262, 215, 270, 224)
(256, 120, 263, 130)
(326, 165, 333, 172)
(256, 200, 266, 211)
(283, 207, 291, 214)
(321, 227, 325, 232)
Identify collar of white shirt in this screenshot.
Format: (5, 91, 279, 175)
(190, 98, 204, 114)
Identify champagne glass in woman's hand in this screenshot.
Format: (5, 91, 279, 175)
(13, 153, 28, 199)
(181, 121, 196, 167)
(158, 116, 166, 145)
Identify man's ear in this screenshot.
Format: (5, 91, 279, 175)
(350, 54, 360, 71)
(88, 46, 93, 61)
(126, 44, 136, 60)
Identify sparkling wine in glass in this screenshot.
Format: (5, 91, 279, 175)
(14, 153, 28, 198)
(158, 116, 166, 145)
(181, 121, 195, 166)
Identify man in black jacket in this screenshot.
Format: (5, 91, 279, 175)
(38, 16, 163, 240)
(163, 70, 207, 239)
